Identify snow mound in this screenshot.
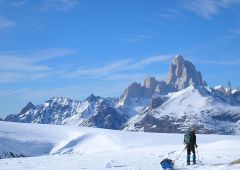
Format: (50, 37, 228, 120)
(51, 133, 121, 155)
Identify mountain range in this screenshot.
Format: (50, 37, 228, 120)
(3, 55, 240, 134)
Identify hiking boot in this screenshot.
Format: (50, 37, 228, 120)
(187, 162, 190, 165)
(193, 161, 196, 164)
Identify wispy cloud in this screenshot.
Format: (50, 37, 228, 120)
(225, 26, 240, 39)
(11, 0, 28, 7)
(0, 17, 16, 29)
(185, 0, 240, 19)
(0, 0, 79, 11)
(0, 88, 30, 97)
(126, 55, 170, 69)
(0, 48, 171, 83)
(67, 55, 171, 78)
(67, 59, 132, 78)
(0, 48, 77, 83)
(43, 0, 80, 11)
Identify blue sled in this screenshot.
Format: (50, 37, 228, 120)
(160, 158, 174, 170)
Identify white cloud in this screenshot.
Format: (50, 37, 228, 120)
(67, 55, 171, 78)
(0, 17, 15, 29)
(0, 48, 77, 83)
(30, 48, 77, 62)
(0, 48, 76, 72)
(11, 0, 28, 7)
(225, 27, 240, 39)
(67, 59, 132, 78)
(0, 88, 30, 97)
(185, 0, 240, 19)
(126, 55, 171, 70)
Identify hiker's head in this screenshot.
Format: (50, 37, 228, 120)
(191, 128, 195, 132)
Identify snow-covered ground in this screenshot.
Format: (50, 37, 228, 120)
(0, 121, 240, 170)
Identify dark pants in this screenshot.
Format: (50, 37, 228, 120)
(187, 145, 196, 163)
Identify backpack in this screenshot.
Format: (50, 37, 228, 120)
(184, 131, 191, 144)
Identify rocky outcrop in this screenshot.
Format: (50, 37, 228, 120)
(80, 105, 128, 129)
(0, 151, 28, 159)
(166, 55, 207, 90)
(143, 77, 158, 97)
(120, 82, 143, 100)
(20, 102, 35, 115)
(4, 114, 19, 122)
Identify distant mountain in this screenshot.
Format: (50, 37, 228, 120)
(4, 55, 240, 134)
(4, 95, 127, 129)
(123, 85, 240, 134)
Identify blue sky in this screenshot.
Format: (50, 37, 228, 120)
(0, 0, 240, 117)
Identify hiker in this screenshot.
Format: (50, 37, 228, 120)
(184, 128, 198, 165)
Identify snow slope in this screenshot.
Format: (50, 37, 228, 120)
(0, 121, 240, 170)
(124, 86, 240, 134)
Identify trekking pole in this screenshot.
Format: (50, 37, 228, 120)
(173, 146, 186, 164)
(196, 146, 200, 162)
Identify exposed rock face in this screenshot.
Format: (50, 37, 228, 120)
(143, 77, 158, 97)
(150, 96, 167, 109)
(0, 151, 28, 159)
(5, 102, 35, 122)
(166, 55, 206, 90)
(80, 105, 128, 130)
(86, 94, 101, 102)
(155, 81, 169, 95)
(4, 114, 19, 122)
(20, 102, 35, 114)
(120, 82, 143, 100)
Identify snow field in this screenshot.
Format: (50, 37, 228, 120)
(0, 121, 240, 170)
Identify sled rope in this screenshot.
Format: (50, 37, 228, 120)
(173, 147, 186, 164)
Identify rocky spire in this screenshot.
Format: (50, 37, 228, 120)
(166, 54, 207, 90)
(226, 81, 232, 96)
(143, 77, 158, 97)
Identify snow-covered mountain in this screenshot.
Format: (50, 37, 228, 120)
(124, 85, 240, 134)
(5, 95, 128, 129)
(4, 55, 240, 134)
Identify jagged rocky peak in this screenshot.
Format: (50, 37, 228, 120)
(166, 54, 207, 90)
(87, 93, 101, 102)
(143, 77, 157, 89)
(120, 82, 142, 99)
(215, 85, 226, 93)
(20, 102, 35, 114)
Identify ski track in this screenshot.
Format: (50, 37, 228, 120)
(0, 122, 240, 170)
